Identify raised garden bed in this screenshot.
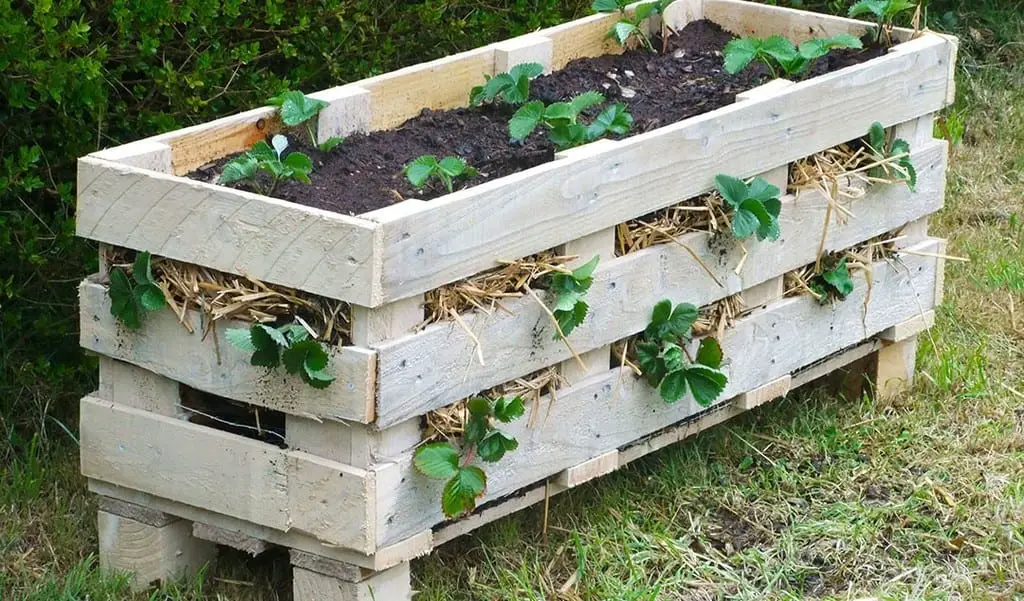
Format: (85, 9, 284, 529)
(76, 0, 956, 598)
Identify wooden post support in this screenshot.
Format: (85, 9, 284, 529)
(493, 35, 554, 74)
(291, 551, 413, 601)
(97, 510, 215, 591)
(97, 358, 183, 418)
(873, 335, 919, 400)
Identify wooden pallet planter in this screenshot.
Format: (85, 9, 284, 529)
(76, 1, 956, 597)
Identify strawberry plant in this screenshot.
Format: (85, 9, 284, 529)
(509, 92, 633, 150)
(724, 34, 863, 78)
(809, 257, 855, 303)
(268, 89, 344, 151)
(848, 0, 918, 44)
(635, 299, 728, 406)
(470, 63, 544, 106)
(226, 322, 335, 389)
(714, 174, 783, 242)
(404, 155, 477, 193)
(414, 396, 525, 518)
(866, 121, 916, 189)
(108, 251, 166, 330)
(592, 0, 672, 52)
(548, 255, 599, 340)
(218, 135, 313, 195)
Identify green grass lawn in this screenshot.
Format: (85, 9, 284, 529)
(2, 2, 1022, 600)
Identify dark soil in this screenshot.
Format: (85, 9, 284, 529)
(189, 20, 885, 216)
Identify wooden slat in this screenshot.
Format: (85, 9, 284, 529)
(789, 340, 882, 389)
(79, 279, 376, 422)
(734, 375, 792, 410)
(702, 0, 902, 42)
(372, 33, 955, 304)
(76, 157, 381, 306)
(372, 142, 947, 426)
(375, 240, 943, 545)
(879, 310, 936, 342)
(150, 106, 281, 176)
(80, 397, 375, 553)
(192, 522, 269, 556)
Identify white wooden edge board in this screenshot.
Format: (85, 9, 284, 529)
(79, 396, 377, 554)
(78, 278, 377, 423)
(76, 5, 955, 308)
(372, 141, 947, 426)
(374, 238, 942, 545)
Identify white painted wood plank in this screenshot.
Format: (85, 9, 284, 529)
(493, 35, 554, 74)
(880, 310, 935, 342)
(76, 157, 381, 306)
(554, 450, 619, 488)
(97, 357, 183, 418)
(149, 106, 281, 176)
(80, 397, 375, 553)
(192, 522, 269, 556)
(373, 34, 954, 303)
(372, 142, 947, 426)
(309, 86, 373, 140)
(293, 563, 412, 601)
(79, 279, 376, 422)
(376, 240, 942, 544)
(703, 0, 894, 42)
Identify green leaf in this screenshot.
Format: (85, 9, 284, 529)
(303, 367, 335, 389)
(108, 269, 141, 330)
(612, 21, 640, 46)
(685, 365, 728, 407)
(251, 346, 280, 368)
(723, 38, 757, 74)
(589, 103, 633, 140)
(668, 303, 698, 337)
(254, 323, 289, 349)
(569, 91, 605, 116)
(715, 174, 749, 209)
(760, 35, 799, 64)
(732, 206, 761, 240)
(269, 90, 328, 127)
(132, 251, 155, 285)
(746, 177, 780, 203)
(509, 62, 544, 83)
(493, 396, 525, 423)
(571, 255, 600, 281)
(405, 155, 438, 187)
(659, 370, 688, 403)
(477, 431, 518, 462)
(634, 2, 659, 21)
(591, 0, 622, 13)
(650, 299, 672, 326)
(635, 340, 665, 386)
(438, 156, 468, 177)
(467, 397, 492, 417)
(759, 197, 782, 241)
(479, 72, 515, 104)
(548, 123, 588, 150)
(696, 337, 723, 369)
(225, 328, 256, 352)
(661, 343, 684, 372)
(318, 136, 344, 152)
(413, 443, 460, 480)
(848, 0, 887, 17)
(543, 102, 575, 122)
(509, 101, 545, 140)
(441, 466, 487, 518)
(133, 282, 165, 311)
(283, 152, 313, 178)
(822, 258, 855, 298)
(740, 198, 773, 232)
(218, 156, 258, 185)
(464, 414, 490, 446)
(868, 121, 886, 154)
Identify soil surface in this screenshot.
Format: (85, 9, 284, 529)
(189, 21, 884, 216)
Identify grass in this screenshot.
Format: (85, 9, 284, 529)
(2, 1, 1022, 599)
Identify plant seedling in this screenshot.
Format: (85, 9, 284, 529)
(218, 135, 313, 195)
(404, 155, 477, 193)
(108, 251, 166, 329)
(226, 322, 334, 389)
(714, 174, 783, 242)
(414, 395, 525, 518)
(267, 89, 344, 151)
(635, 299, 728, 406)
(865, 121, 916, 189)
(509, 92, 633, 150)
(809, 257, 855, 303)
(724, 34, 863, 78)
(548, 255, 599, 340)
(848, 0, 918, 44)
(470, 62, 545, 106)
(592, 0, 673, 52)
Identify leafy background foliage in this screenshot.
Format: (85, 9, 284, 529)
(0, 0, 596, 464)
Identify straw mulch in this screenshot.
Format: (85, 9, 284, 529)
(615, 192, 727, 256)
(425, 367, 567, 441)
(104, 247, 350, 345)
(420, 251, 575, 328)
(784, 231, 902, 304)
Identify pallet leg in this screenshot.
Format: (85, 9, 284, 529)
(97, 508, 215, 591)
(291, 551, 412, 601)
(872, 335, 919, 400)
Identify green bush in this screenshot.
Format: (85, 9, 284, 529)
(0, 0, 594, 459)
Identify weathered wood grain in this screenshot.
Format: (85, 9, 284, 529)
(80, 397, 375, 553)
(98, 511, 215, 591)
(375, 239, 943, 544)
(372, 34, 955, 303)
(80, 279, 376, 422)
(372, 142, 947, 426)
(76, 157, 381, 305)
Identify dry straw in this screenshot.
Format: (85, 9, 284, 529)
(615, 192, 727, 255)
(104, 247, 350, 344)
